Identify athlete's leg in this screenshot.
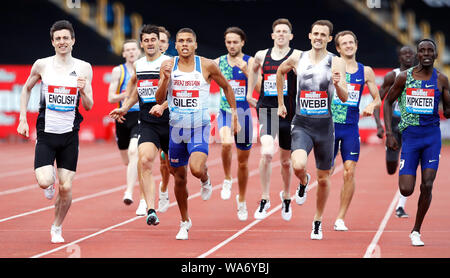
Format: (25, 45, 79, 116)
(138, 142, 159, 210)
(172, 165, 189, 221)
(280, 148, 292, 199)
(259, 134, 275, 200)
(126, 138, 139, 196)
(53, 168, 75, 227)
(35, 165, 56, 190)
(220, 126, 234, 181)
(189, 151, 209, 183)
(314, 168, 332, 221)
(236, 148, 251, 202)
(159, 150, 170, 193)
(413, 168, 436, 233)
(291, 149, 309, 185)
(336, 160, 356, 220)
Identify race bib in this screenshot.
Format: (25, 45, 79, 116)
(46, 85, 78, 112)
(405, 88, 434, 114)
(137, 79, 158, 103)
(172, 89, 200, 113)
(299, 90, 329, 115)
(263, 74, 287, 96)
(228, 80, 246, 102)
(333, 83, 361, 107)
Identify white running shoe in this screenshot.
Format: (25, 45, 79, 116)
(254, 199, 270, 220)
(220, 179, 232, 200)
(409, 231, 425, 246)
(50, 225, 64, 243)
(135, 199, 147, 216)
(44, 184, 55, 200)
(334, 219, 348, 231)
(158, 182, 170, 213)
(200, 175, 212, 201)
(236, 195, 248, 221)
(280, 191, 292, 221)
(311, 220, 323, 240)
(123, 191, 133, 205)
(295, 173, 310, 205)
(176, 218, 192, 240)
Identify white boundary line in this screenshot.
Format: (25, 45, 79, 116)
(363, 190, 399, 258)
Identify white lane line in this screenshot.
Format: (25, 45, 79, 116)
(0, 157, 224, 223)
(30, 155, 272, 258)
(363, 190, 399, 258)
(0, 153, 120, 178)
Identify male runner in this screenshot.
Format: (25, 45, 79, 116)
(247, 18, 298, 221)
(159, 26, 170, 54)
(374, 45, 416, 218)
(156, 28, 239, 240)
(214, 26, 259, 221)
(331, 30, 381, 231)
(384, 39, 450, 246)
(17, 20, 94, 243)
(277, 20, 348, 240)
(108, 39, 147, 214)
(110, 24, 171, 225)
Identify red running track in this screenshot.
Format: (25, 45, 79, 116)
(1, 141, 450, 258)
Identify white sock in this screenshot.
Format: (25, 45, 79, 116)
(396, 193, 407, 209)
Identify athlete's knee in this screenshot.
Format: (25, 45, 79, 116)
(35, 172, 55, 189)
(280, 158, 291, 169)
(237, 159, 249, 170)
(399, 183, 414, 197)
(222, 143, 233, 152)
(260, 153, 273, 165)
(343, 166, 355, 181)
(128, 144, 138, 159)
(190, 162, 206, 179)
(58, 181, 72, 196)
(291, 158, 306, 173)
(420, 181, 434, 196)
(139, 153, 156, 171)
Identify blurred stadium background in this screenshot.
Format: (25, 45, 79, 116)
(1, 0, 449, 143)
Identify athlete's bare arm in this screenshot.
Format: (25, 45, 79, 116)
(332, 56, 348, 102)
(438, 72, 450, 118)
(155, 58, 174, 105)
(78, 61, 94, 111)
(374, 70, 396, 138)
(17, 59, 44, 137)
(276, 52, 300, 118)
(384, 71, 407, 150)
(247, 57, 261, 94)
(246, 49, 267, 107)
(109, 63, 138, 123)
(107, 66, 127, 104)
(362, 66, 381, 116)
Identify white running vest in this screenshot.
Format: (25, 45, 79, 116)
(168, 56, 210, 128)
(40, 57, 82, 134)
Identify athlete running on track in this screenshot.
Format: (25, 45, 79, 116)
(383, 39, 450, 246)
(331, 30, 381, 231)
(277, 20, 348, 240)
(374, 45, 416, 218)
(17, 20, 94, 243)
(156, 28, 239, 240)
(214, 26, 259, 221)
(246, 18, 298, 222)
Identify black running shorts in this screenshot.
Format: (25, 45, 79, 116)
(34, 130, 79, 171)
